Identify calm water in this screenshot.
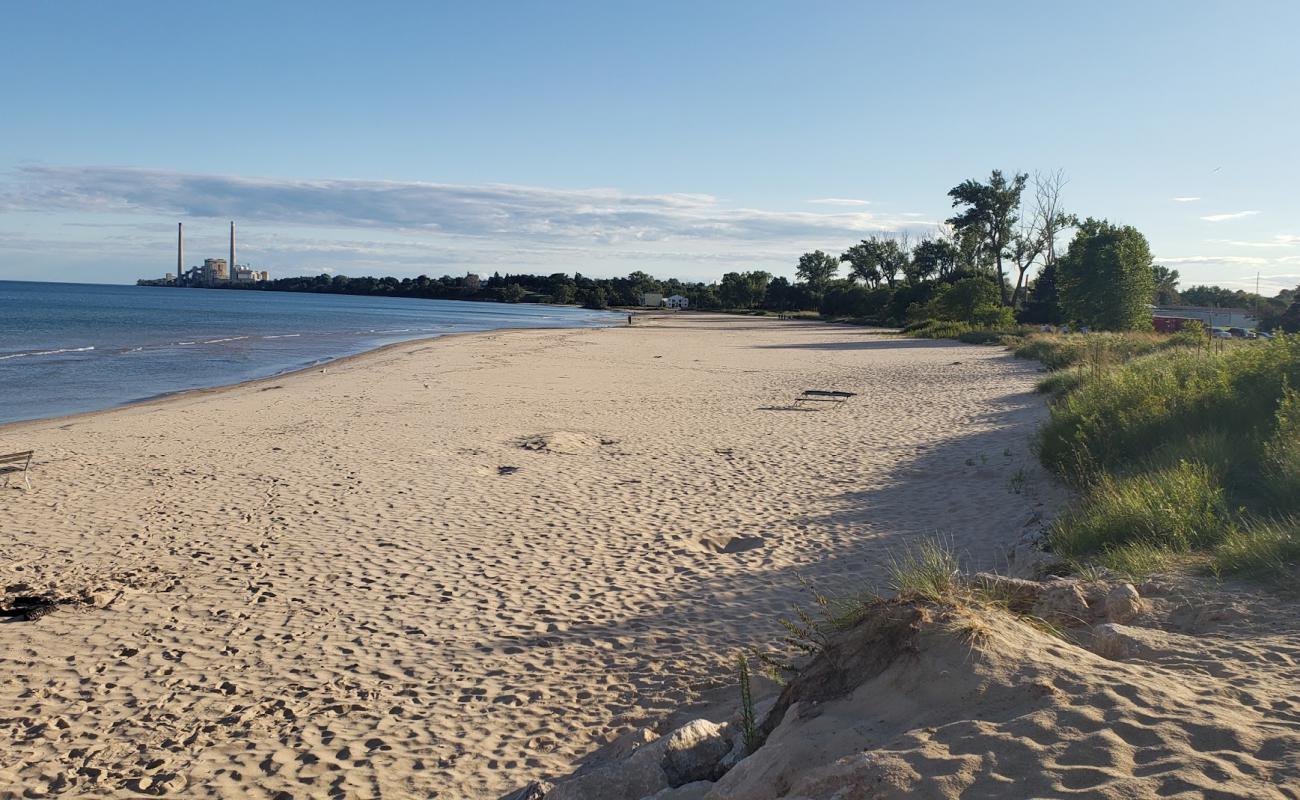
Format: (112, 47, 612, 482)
(0, 281, 619, 425)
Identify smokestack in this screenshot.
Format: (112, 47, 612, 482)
(177, 222, 184, 283)
(230, 220, 235, 278)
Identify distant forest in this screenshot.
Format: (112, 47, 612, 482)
(203, 168, 1300, 332)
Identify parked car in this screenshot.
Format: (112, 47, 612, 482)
(1211, 328, 1233, 339)
(1257, 331, 1276, 340)
(1227, 327, 1256, 339)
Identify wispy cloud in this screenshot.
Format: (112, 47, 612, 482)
(1156, 255, 1272, 266)
(1207, 234, 1299, 248)
(1172, 196, 1201, 202)
(1, 166, 945, 280)
(807, 198, 872, 206)
(2, 166, 921, 245)
(1200, 210, 1260, 222)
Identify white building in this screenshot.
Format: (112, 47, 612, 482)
(1153, 305, 1259, 330)
(663, 294, 689, 309)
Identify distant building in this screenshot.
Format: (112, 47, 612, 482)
(204, 258, 229, 281)
(641, 292, 664, 308)
(465, 273, 482, 290)
(663, 294, 689, 309)
(1153, 305, 1258, 330)
(260, 271, 269, 282)
(231, 266, 262, 282)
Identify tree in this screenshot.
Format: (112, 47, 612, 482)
(718, 271, 771, 308)
(947, 170, 1028, 306)
(1007, 170, 1075, 309)
(909, 237, 959, 284)
(1021, 261, 1061, 324)
(839, 242, 882, 287)
(840, 236, 909, 288)
(1056, 218, 1156, 330)
(1151, 265, 1181, 305)
(796, 250, 840, 290)
(1278, 291, 1300, 333)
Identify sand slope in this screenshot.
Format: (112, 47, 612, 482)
(0, 314, 1059, 798)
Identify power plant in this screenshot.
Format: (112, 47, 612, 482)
(146, 221, 269, 287)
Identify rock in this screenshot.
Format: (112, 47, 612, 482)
(661, 719, 730, 785)
(1137, 580, 1173, 597)
(545, 744, 669, 800)
(500, 782, 548, 800)
(1030, 582, 1091, 626)
(1104, 583, 1145, 624)
(640, 780, 714, 800)
(547, 720, 731, 800)
(972, 573, 1043, 610)
(1091, 623, 1135, 659)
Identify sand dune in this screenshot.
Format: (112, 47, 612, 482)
(0, 314, 1060, 798)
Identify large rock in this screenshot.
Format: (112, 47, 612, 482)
(1104, 583, 1145, 624)
(547, 719, 731, 800)
(641, 780, 714, 800)
(661, 719, 731, 785)
(1030, 580, 1091, 626)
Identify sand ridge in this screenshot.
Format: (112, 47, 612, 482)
(0, 314, 1061, 798)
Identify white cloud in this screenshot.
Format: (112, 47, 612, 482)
(1172, 196, 1201, 202)
(807, 198, 872, 206)
(1200, 210, 1260, 222)
(1156, 255, 1272, 266)
(1207, 235, 1299, 248)
(2, 166, 925, 246)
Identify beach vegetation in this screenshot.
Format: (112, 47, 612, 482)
(887, 538, 963, 604)
(1036, 333, 1300, 580)
(1056, 218, 1156, 331)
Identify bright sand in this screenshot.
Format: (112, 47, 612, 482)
(0, 314, 1060, 798)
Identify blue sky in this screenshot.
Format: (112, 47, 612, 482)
(2, 0, 1298, 292)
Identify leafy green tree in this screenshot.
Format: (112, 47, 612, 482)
(932, 276, 1000, 322)
(1021, 262, 1061, 324)
(718, 271, 771, 308)
(947, 169, 1028, 306)
(1057, 218, 1156, 330)
(1151, 265, 1181, 305)
(502, 283, 528, 303)
(839, 242, 882, 287)
(908, 238, 958, 283)
(796, 250, 840, 290)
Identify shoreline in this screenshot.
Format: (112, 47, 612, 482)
(0, 322, 620, 436)
(0, 314, 1061, 797)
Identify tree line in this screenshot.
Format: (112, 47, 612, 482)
(208, 168, 1300, 332)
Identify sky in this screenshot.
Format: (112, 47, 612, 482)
(1, 0, 1298, 293)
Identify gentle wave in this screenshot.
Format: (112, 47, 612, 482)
(0, 346, 96, 361)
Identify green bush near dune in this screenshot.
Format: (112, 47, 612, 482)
(1039, 335, 1300, 579)
(1048, 461, 1227, 556)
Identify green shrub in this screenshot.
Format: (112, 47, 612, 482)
(1212, 519, 1300, 578)
(1048, 461, 1227, 557)
(1094, 541, 1181, 582)
(1038, 338, 1300, 480)
(971, 304, 1016, 329)
(888, 539, 962, 603)
(1261, 384, 1300, 512)
(1035, 369, 1086, 397)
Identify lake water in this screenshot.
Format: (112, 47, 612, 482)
(0, 281, 619, 425)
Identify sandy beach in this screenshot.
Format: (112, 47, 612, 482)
(0, 314, 1061, 798)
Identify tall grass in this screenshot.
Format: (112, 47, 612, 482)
(888, 539, 962, 602)
(1039, 335, 1300, 579)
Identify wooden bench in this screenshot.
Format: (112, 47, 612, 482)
(794, 390, 857, 407)
(0, 451, 33, 489)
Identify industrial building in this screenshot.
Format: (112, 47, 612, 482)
(161, 222, 270, 287)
